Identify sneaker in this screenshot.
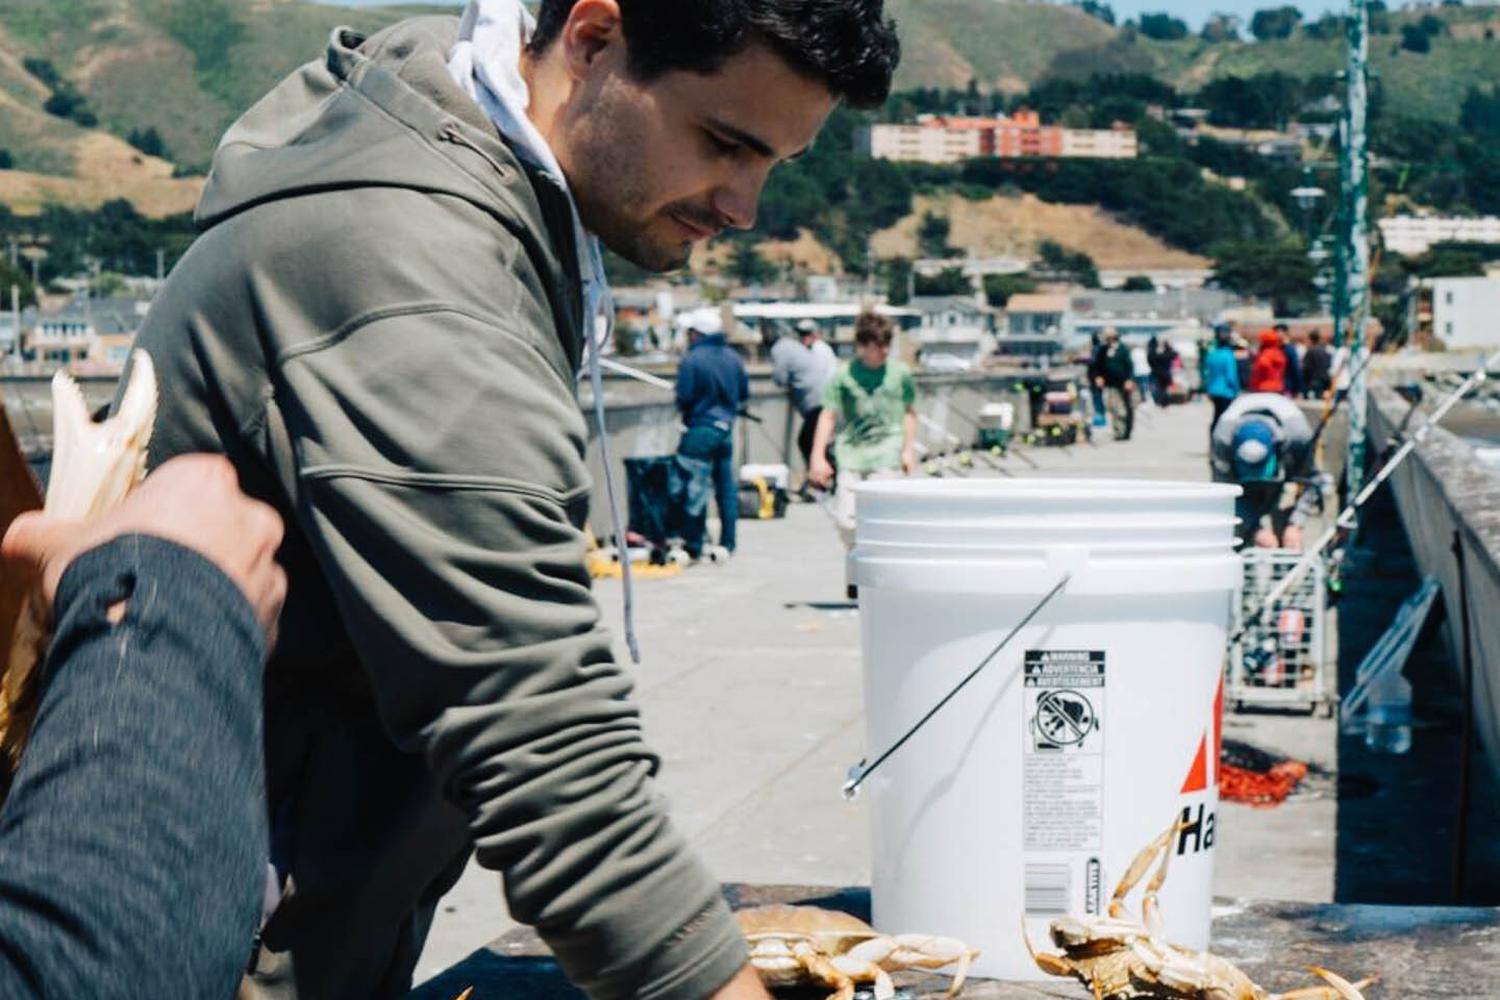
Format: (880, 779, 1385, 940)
(706, 545, 732, 564)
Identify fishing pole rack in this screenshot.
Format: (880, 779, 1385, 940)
(1228, 548, 1334, 715)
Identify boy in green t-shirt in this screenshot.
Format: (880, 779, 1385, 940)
(808, 310, 917, 560)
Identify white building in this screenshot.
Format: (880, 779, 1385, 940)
(907, 294, 996, 364)
(1003, 293, 1069, 338)
(1423, 277, 1500, 349)
(20, 296, 150, 366)
(856, 113, 1137, 165)
(855, 123, 981, 164)
(1097, 267, 1214, 290)
(1379, 215, 1500, 257)
(1059, 126, 1138, 159)
(912, 255, 1028, 279)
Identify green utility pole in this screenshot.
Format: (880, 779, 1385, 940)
(1341, 0, 1371, 498)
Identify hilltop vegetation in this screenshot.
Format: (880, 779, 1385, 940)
(0, 0, 1496, 182)
(0, 0, 427, 175)
(1, 0, 1497, 320)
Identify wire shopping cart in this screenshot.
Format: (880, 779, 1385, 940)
(1228, 548, 1333, 715)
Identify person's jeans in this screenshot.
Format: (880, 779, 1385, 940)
(678, 422, 737, 555)
(1210, 394, 1233, 433)
(797, 406, 823, 468)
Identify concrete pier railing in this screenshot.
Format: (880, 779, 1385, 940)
(579, 369, 1045, 536)
(5, 368, 1050, 538)
(1367, 384, 1500, 776)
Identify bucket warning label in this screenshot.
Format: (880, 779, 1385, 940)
(1023, 650, 1105, 854)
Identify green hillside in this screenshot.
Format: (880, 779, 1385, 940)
(886, 0, 1115, 92)
(0, 0, 445, 173)
(0, 0, 1496, 208)
(1032, 6, 1500, 125)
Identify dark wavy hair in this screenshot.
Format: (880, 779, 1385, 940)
(528, 0, 900, 109)
(854, 309, 894, 348)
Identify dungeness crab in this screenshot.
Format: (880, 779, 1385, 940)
(1025, 821, 1376, 999)
(738, 904, 977, 1000)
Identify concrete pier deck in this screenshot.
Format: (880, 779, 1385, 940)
(413, 397, 1356, 989)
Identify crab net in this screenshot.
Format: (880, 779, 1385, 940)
(1219, 738, 1309, 807)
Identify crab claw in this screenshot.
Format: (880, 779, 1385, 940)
(1306, 965, 1373, 1000)
(45, 349, 156, 519)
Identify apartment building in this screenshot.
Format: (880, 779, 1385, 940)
(1379, 215, 1500, 257)
(856, 112, 1137, 164)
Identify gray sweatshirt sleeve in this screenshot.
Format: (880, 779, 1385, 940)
(272, 308, 746, 1000)
(0, 535, 266, 999)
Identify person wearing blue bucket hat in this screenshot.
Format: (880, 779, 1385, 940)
(1231, 419, 1279, 481)
(1210, 392, 1328, 549)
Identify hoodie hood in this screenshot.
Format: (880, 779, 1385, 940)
(197, 18, 577, 284)
(197, 14, 642, 661)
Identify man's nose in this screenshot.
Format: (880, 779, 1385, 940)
(711, 168, 767, 231)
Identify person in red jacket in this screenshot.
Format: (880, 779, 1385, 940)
(1248, 329, 1288, 393)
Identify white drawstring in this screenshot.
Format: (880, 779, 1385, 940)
(583, 268, 640, 664)
(449, 0, 639, 664)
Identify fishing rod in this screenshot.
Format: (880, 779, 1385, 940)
(916, 413, 1008, 475)
(1233, 345, 1500, 645)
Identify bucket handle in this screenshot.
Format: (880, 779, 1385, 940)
(841, 571, 1072, 800)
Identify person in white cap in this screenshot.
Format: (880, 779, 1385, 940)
(770, 317, 838, 490)
(675, 309, 748, 559)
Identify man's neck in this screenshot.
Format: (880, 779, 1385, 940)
(519, 49, 567, 160)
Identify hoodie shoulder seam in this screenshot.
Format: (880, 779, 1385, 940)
(274, 300, 576, 393)
(274, 301, 491, 364)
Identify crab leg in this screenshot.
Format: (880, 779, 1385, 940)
(791, 941, 859, 1000)
(1138, 821, 1186, 938)
(1108, 820, 1184, 930)
(826, 952, 893, 1000)
(860, 932, 977, 996)
(1021, 919, 1078, 982)
(1272, 967, 1375, 1000)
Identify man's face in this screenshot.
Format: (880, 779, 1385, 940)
(556, 39, 836, 272)
(855, 340, 890, 370)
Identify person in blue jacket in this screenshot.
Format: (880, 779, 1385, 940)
(675, 309, 750, 560)
(1203, 323, 1241, 432)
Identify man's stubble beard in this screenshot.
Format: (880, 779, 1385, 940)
(566, 97, 691, 274)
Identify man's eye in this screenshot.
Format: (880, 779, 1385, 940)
(706, 132, 738, 155)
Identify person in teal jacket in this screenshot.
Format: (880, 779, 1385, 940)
(1203, 323, 1241, 432)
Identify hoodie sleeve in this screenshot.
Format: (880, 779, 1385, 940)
(273, 307, 746, 1000)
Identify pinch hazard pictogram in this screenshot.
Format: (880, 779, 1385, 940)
(1180, 675, 1224, 794)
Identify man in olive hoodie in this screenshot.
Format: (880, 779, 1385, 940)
(125, 1, 899, 998)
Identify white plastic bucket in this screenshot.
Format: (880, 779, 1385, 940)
(851, 478, 1240, 981)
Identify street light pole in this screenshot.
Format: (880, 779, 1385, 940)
(1341, 0, 1371, 499)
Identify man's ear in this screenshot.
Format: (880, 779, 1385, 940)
(560, 0, 624, 81)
